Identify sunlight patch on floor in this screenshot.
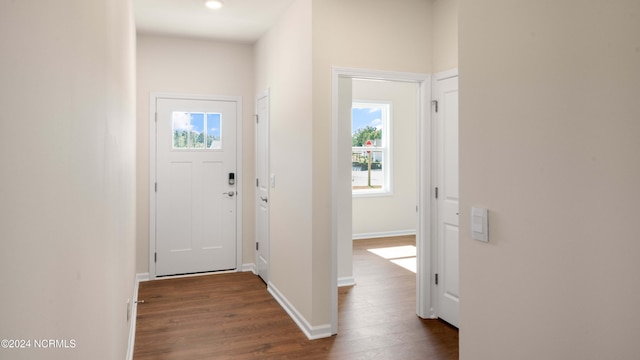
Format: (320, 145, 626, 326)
(367, 245, 416, 259)
(367, 245, 416, 273)
(390, 258, 417, 273)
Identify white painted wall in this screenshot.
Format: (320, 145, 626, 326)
(433, 0, 459, 73)
(254, 0, 314, 324)
(351, 79, 418, 237)
(136, 35, 255, 273)
(0, 1, 136, 359)
(460, 1, 640, 358)
(337, 76, 354, 283)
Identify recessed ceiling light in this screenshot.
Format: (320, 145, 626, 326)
(205, 0, 223, 9)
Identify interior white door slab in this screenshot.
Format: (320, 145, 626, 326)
(155, 97, 238, 276)
(255, 90, 270, 283)
(435, 73, 460, 327)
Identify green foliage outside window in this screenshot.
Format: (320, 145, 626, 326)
(352, 126, 381, 147)
(174, 130, 220, 149)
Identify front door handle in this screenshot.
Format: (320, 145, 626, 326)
(222, 191, 235, 197)
(260, 196, 268, 203)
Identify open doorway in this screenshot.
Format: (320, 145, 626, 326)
(349, 77, 419, 304)
(331, 67, 433, 334)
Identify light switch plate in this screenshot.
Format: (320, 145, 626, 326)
(471, 207, 489, 242)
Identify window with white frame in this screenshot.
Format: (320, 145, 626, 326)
(172, 112, 222, 150)
(352, 101, 391, 195)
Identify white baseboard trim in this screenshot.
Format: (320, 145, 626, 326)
(267, 282, 332, 340)
(126, 273, 149, 360)
(241, 263, 256, 274)
(337, 276, 355, 287)
(352, 229, 416, 240)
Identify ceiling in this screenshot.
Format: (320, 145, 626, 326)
(133, 0, 296, 43)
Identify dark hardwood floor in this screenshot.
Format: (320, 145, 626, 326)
(134, 236, 458, 359)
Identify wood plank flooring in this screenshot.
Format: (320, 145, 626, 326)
(134, 236, 458, 359)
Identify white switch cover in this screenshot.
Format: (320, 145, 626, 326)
(471, 207, 489, 242)
(270, 174, 276, 188)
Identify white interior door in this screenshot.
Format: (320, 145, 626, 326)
(255, 91, 270, 283)
(435, 74, 459, 327)
(155, 97, 237, 276)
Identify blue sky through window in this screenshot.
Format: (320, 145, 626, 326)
(352, 107, 382, 135)
(190, 113, 204, 133)
(176, 112, 219, 137)
(207, 113, 221, 139)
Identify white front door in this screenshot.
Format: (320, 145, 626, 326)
(255, 91, 270, 283)
(155, 97, 238, 276)
(435, 73, 460, 327)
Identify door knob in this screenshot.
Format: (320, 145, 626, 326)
(222, 191, 235, 197)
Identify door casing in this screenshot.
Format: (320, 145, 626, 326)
(331, 67, 433, 335)
(149, 93, 243, 279)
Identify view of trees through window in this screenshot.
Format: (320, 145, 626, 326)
(352, 102, 390, 194)
(352, 125, 381, 147)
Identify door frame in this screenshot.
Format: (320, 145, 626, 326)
(331, 67, 434, 334)
(149, 92, 243, 280)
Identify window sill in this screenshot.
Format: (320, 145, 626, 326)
(352, 190, 393, 198)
